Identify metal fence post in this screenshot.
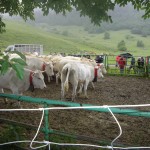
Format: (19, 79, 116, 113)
(145, 56, 149, 77)
(44, 104, 49, 141)
(105, 55, 108, 69)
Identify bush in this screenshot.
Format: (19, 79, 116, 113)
(125, 35, 134, 40)
(117, 40, 127, 51)
(104, 32, 110, 39)
(62, 30, 69, 36)
(137, 40, 144, 47)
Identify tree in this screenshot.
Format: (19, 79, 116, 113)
(0, 0, 150, 33)
(117, 40, 127, 51)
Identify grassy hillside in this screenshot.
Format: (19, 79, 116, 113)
(0, 20, 150, 56)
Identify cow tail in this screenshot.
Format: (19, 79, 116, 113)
(64, 65, 71, 92)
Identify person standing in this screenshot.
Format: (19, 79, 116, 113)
(140, 57, 144, 67)
(137, 56, 145, 74)
(128, 57, 136, 73)
(118, 56, 126, 74)
(115, 55, 121, 67)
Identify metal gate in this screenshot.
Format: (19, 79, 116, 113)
(105, 55, 148, 77)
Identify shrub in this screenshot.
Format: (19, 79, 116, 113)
(104, 32, 110, 39)
(62, 30, 69, 36)
(137, 40, 144, 47)
(125, 35, 134, 40)
(117, 40, 127, 51)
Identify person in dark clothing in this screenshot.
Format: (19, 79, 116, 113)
(137, 57, 144, 68)
(128, 57, 136, 73)
(137, 57, 145, 74)
(140, 57, 144, 67)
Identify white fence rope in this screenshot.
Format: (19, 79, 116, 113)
(0, 103, 150, 112)
(0, 104, 150, 150)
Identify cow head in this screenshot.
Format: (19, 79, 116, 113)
(98, 63, 107, 74)
(32, 70, 46, 89)
(44, 62, 54, 77)
(97, 67, 104, 79)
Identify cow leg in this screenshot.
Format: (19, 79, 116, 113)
(12, 88, 22, 108)
(0, 88, 8, 104)
(72, 84, 78, 101)
(78, 83, 83, 96)
(17, 93, 22, 108)
(48, 76, 51, 82)
(61, 82, 65, 100)
(91, 82, 95, 89)
(19, 95, 23, 108)
(83, 81, 89, 99)
(61, 71, 68, 100)
(56, 72, 60, 85)
(15, 93, 22, 108)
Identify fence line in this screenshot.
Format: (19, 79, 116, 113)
(0, 93, 150, 117)
(0, 93, 150, 150)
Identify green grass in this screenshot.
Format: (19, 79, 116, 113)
(0, 20, 150, 56)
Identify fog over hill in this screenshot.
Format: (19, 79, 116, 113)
(5, 4, 150, 36)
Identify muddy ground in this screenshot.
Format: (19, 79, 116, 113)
(0, 75, 150, 149)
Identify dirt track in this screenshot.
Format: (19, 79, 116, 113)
(0, 75, 150, 149)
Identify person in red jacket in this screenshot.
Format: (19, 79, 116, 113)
(118, 56, 126, 74)
(115, 55, 121, 67)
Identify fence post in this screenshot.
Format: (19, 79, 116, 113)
(44, 104, 49, 141)
(105, 55, 108, 69)
(145, 56, 149, 77)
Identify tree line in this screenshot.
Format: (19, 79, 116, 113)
(27, 4, 150, 36)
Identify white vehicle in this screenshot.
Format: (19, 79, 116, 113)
(5, 44, 43, 55)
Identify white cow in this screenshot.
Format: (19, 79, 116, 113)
(53, 57, 107, 85)
(52, 57, 93, 83)
(25, 56, 54, 82)
(61, 62, 103, 101)
(8, 54, 54, 83)
(0, 68, 46, 106)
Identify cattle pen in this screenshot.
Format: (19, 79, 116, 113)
(0, 93, 150, 150)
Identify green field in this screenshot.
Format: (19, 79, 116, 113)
(0, 20, 150, 56)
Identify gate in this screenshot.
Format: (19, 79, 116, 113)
(104, 55, 148, 77)
(67, 54, 149, 77)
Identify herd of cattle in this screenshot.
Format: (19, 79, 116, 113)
(0, 53, 107, 106)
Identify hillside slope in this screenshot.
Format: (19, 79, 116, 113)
(0, 20, 150, 56)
